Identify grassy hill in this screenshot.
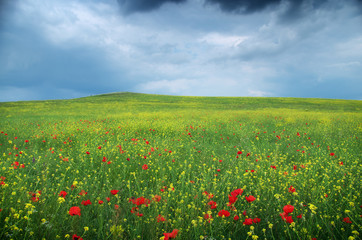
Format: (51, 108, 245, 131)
(0, 92, 361, 120)
(0, 92, 361, 240)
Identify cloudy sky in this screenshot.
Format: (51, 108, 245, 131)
(0, 0, 361, 102)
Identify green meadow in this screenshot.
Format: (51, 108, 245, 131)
(0, 92, 361, 240)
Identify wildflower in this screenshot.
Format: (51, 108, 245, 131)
(208, 200, 217, 209)
(142, 164, 148, 170)
(79, 190, 87, 196)
(245, 195, 256, 203)
(280, 213, 294, 223)
(228, 195, 238, 206)
(283, 205, 294, 214)
(253, 218, 261, 223)
(98, 200, 104, 204)
(81, 200, 92, 206)
(129, 196, 151, 206)
(309, 204, 318, 214)
(230, 188, 243, 197)
(243, 218, 253, 225)
(163, 229, 179, 240)
(72, 234, 83, 240)
(153, 195, 161, 202)
(58, 197, 66, 204)
(69, 206, 81, 216)
(157, 214, 166, 222)
(59, 191, 67, 198)
(233, 215, 239, 221)
(218, 210, 230, 217)
(343, 217, 352, 223)
(288, 186, 296, 193)
(111, 190, 119, 195)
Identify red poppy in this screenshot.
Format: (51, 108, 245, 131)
(218, 210, 230, 217)
(110, 190, 119, 195)
(233, 215, 239, 221)
(208, 200, 217, 209)
(330, 152, 335, 156)
(59, 191, 67, 198)
(81, 199, 92, 206)
(288, 186, 296, 193)
(297, 214, 302, 219)
(237, 151, 242, 154)
(142, 164, 148, 170)
(230, 188, 243, 197)
(72, 234, 83, 240)
(243, 218, 253, 225)
(227, 195, 238, 206)
(245, 195, 256, 203)
(69, 206, 81, 216)
(157, 214, 166, 222)
(204, 213, 213, 220)
(253, 218, 261, 223)
(270, 165, 276, 169)
(283, 205, 294, 214)
(79, 190, 87, 196)
(129, 196, 151, 206)
(98, 200, 104, 204)
(343, 217, 352, 223)
(284, 215, 294, 223)
(163, 229, 179, 240)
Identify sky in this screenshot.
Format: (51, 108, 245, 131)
(0, 0, 361, 102)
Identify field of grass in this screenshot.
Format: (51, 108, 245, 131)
(0, 92, 361, 240)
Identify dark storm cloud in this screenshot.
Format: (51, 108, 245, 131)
(117, 0, 186, 14)
(205, 0, 362, 19)
(0, 0, 16, 28)
(205, 0, 283, 13)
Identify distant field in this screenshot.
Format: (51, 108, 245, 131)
(0, 93, 361, 240)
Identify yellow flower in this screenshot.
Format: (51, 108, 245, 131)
(309, 204, 317, 214)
